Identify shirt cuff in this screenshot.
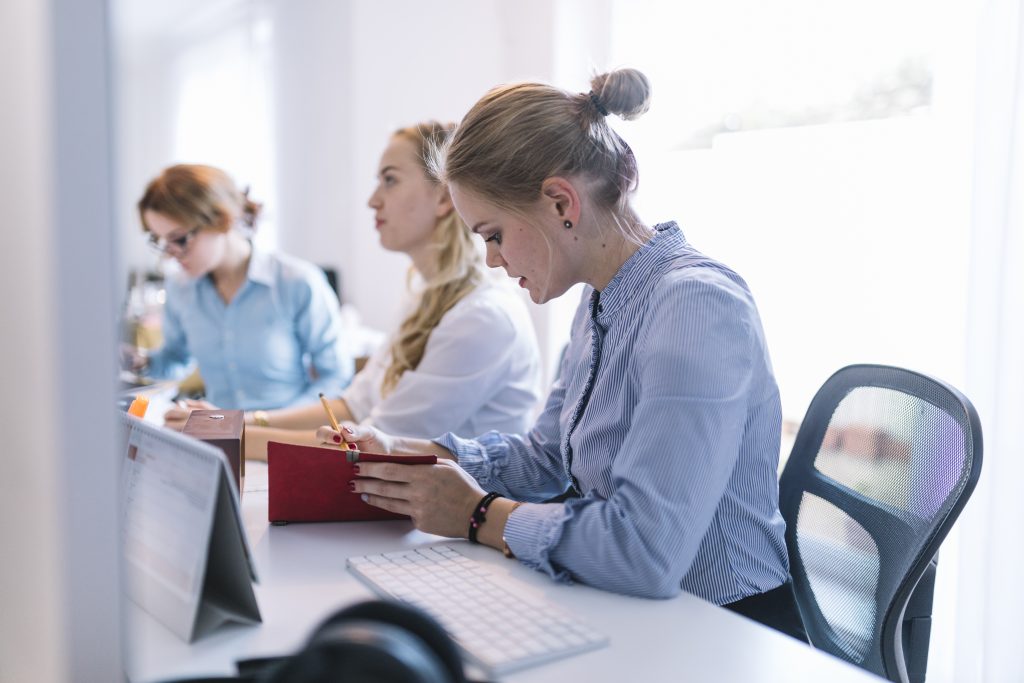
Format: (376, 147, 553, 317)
(503, 502, 572, 583)
(434, 431, 504, 486)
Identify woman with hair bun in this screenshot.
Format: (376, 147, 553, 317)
(135, 163, 353, 411)
(322, 69, 804, 640)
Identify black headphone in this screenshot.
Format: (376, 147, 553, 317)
(170, 600, 482, 683)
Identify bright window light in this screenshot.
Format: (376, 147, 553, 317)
(172, 17, 276, 248)
(607, 0, 970, 424)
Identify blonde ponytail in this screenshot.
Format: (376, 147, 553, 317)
(380, 122, 484, 395)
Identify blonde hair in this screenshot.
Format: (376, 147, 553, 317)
(381, 122, 484, 396)
(138, 164, 261, 234)
(433, 68, 652, 244)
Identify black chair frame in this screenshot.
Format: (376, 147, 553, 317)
(779, 364, 982, 683)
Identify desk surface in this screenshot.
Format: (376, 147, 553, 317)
(126, 463, 881, 683)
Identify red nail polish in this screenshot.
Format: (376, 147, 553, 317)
(348, 481, 355, 492)
(352, 465, 360, 474)
(347, 442, 358, 450)
(333, 434, 342, 443)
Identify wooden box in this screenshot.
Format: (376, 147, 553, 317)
(183, 409, 245, 494)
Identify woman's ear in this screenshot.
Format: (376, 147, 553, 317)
(212, 208, 234, 232)
(436, 187, 455, 219)
(540, 176, 581, 226)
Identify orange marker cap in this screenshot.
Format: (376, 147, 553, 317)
(127, 394, 150, 418)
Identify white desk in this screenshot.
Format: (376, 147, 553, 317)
(126, 463, 882, 682)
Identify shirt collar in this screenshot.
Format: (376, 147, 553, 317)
(245, 243, 275, 287)
(593, 222, 685, 321)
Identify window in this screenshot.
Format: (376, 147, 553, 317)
(171, 8, 276, 248)
(607, 0, 970, 424)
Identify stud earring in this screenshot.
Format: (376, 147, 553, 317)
(563, 220, 573, 229)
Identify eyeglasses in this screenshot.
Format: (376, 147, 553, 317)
(147, 225, 202, 255)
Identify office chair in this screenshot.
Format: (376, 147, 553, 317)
(320, 265, 342, 303)
(778, 365, 982, 683)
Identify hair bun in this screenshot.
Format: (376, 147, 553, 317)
(589, 68, 651, 121)
(239, 186, 263, 229)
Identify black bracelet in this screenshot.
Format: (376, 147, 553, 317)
(468, 492, 501, 544)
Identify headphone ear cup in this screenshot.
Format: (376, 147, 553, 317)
(309, 600, 466, 683)
(259, 622, 447, 683)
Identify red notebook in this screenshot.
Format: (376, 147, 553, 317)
(267, 442, 437, 524)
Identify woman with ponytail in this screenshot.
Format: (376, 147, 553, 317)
(237, 122, 542, 458)
(135, 164, 353, 412)
(320, 70, 804, 641)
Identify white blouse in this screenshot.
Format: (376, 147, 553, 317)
(342, 281, 542, 438)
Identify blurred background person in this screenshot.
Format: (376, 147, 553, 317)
(131, 164, 354, 414)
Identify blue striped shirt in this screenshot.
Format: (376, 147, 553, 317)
(437, 222, 789, 602)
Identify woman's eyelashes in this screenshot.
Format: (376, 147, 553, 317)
(483, 231, 502, 246)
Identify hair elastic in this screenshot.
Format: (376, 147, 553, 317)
(588, 91, 610, 117)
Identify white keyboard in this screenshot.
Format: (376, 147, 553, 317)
(347, 545, 608, 676)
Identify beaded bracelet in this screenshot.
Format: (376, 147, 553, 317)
(467, 492, 501, 544)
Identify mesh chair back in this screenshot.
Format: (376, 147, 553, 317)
(779, 365, 982, 683)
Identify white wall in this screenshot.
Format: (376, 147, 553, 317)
(0, 0, 121, 680)
(267, 0, 354, 295)
(0, 2, 63, 678)
(113, 51, 178, 278)
(275, 0, 558, 334)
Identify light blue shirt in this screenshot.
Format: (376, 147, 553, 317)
(438, 222, 789, 603)
(146, 246, 353, 410)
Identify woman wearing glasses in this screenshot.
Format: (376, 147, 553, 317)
(132, 164, 353, 411)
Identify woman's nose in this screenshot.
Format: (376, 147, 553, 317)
(484, 247, 506, 269)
